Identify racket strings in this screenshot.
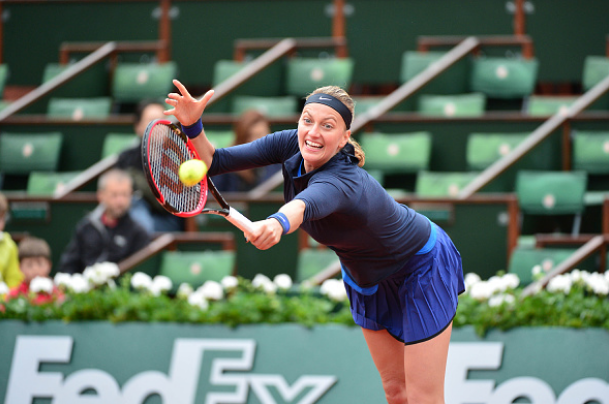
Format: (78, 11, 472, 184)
(149, 125, 204, 213)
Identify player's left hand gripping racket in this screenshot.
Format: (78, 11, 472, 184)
(141, 119, 254, 234)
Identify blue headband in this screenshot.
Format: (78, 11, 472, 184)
(304, 93, 352, 130)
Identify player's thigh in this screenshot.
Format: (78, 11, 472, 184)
(362, 328, 405, 384)
(403, 321, 453, 402)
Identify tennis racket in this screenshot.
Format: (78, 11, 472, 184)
(141, 119, 254, 234)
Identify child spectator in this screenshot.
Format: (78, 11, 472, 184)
(8, 237, 61, 304)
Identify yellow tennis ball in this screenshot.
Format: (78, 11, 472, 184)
(179, 159, 207, 187)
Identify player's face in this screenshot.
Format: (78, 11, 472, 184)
(298, 103, 351, 173)
(98, 179, 132, 220)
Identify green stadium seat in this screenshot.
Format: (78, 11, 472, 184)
(208, 59, 283, 113)
(0, 132, 63, 175)
(285, 57, 354, 96)
(111, 62, 177, 103)
(466, 133, 529, 170)
(296, 248, 339, 283)
(232, 95, 298, 118)
(43, 63, 108, 98)
(47, 97, 112, 120)
(360, 132, 432, 174)
(572, 131, 609, 174)
(470, 57, 539, 98)
(418, 93, 486, 117)
(582, 56, 609, 90)
(159, 250, 236, 291)
(27, 171, 80, 196)
(415, 171, 478, 197)
(205, 130, 235, 149)
(400, 51, 470, 94)
(0, 64, 9, 99)
(516, 170, 587, 216)
(508, 246, 577, 285)
(582, 56, 609, 110)
(101, 133, 139, 159)
(352, 96, 384, 116)
(525, 95, 578, 116)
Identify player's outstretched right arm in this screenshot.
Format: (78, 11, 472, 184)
(164, 79, 216, 168)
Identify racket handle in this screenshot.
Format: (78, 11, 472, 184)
(226, 206, 255, 234)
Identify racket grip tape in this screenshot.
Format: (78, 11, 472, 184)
(226, 207, 255, 234)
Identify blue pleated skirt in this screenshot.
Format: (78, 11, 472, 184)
(343, 223, 465, 345)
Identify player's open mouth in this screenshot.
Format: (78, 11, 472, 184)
(305, 140, 323, 149)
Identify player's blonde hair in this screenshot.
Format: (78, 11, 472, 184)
(307, 86, 365, 167)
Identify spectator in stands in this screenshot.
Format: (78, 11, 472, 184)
(0, 192, 23, 288)
(7, 237, 62, 304)
(117, 99, 184, 233)
(212, 109, 281, 192)
(58, 169, 150, 274)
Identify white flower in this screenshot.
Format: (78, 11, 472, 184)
(220, 275, 238, 291)
(149, 275, 172, 296)
(131, 272, 153, 291)
(464, 272, 481, 291)
(502, 273, 520, 290)
(584, 272, 609, 296)
(98, 262, 120, 278)
(177, 283, 193, 299)
(68, 274, 90, 293)
(547, 274, 572, 295)
(187, 291, 209, 310)
(82, 262, 119, 287)
(252, 274, 277, 294)
(273, 274, 293, 291)
(30, 277, 54, 294)
(199, 281, 224, 301)
(487, 276, 505, 294)
(469, 281, 493, 301)
(570, 269, 585, 283)
(532, 265, 543, 276)
(53, 273, 72, 289)
(488, 293, 515, 307)
(0, 282, 8, 295)
(321, 279, 348, 302)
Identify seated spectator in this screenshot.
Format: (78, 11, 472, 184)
(0, 192, 23, 288)
(117, 99, 184, 233)
(7, 237, 61, 304)
(212, 109, 281, 192)
(58, 169, 150, 274)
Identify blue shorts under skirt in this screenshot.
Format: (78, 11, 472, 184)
(343, 224, 465, 345)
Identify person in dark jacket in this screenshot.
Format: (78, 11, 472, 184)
(58, 169, 150, 274)
(116, 99, 184, 233)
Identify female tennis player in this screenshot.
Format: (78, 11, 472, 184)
(165, 79, 464, 404)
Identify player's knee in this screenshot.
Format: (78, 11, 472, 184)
(382, 378, 407, 404)
(405, 386, 443, 404)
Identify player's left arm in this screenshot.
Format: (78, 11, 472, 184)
(247, 178, 351, 250)
(246, 199, 305, 251)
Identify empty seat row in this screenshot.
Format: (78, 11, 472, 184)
(353, 93, 599, 118)
(360, 130, 609, 186)
(43, 61, 178, 104)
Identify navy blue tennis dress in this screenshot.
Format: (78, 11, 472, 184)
(209, 129, 465, 345)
